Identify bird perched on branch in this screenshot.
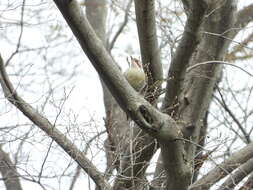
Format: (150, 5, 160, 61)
(124, 57, 146, 92)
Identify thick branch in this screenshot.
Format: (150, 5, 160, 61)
(190, 142, 253, 190)
(219, 158, 253, 190)
(0, 146, 23, 190)
(162, 1, 207, 114)
(178, 1, 237, 161)
(113, 129, 157, 190)
(85, 0, 107, 43)
(0, 55, 111, 190)
(160, 140, 191, 190)
(223, 3, 253, 54)
(134, 0, 163, 102)
(239, 172, 253, 190)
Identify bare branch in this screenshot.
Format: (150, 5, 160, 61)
(85, 0, 107, 43)
(186, 60, 253, 77)
(0, 146, 23, 190)
(5, 0, 26, 67)
(0, 54, 111, 190)
(38, 140, 54, 183)
(225, 3, 253, 48)
(69, 131, 106, 190)
(177, 0, 237, 173)
(238, 172, 253, 190)
(190, 142, 253, 190)
(162, 1, 207, 114)
(108, 0, 133, 51)
(113, 128, 157, 189)
(134, 0, 163, 103)
(220, 158, 253, 190)
(227, 32, 253, 61)
(215, 87, 250, 144)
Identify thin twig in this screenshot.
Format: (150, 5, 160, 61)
(69, 130, 106, 190)
(108, 0, 133, 51)
(214, 86, 250, 144)
(186, 60, 253, 77)
(5, 0, 26, 67)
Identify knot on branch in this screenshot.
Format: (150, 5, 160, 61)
(139, 105, 153, 125)
(136, 105, 163, 133)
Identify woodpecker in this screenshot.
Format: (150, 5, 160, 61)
(124, 57, 146, 91)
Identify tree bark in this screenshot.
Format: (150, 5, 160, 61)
(219, 157, 253, 190)
(190, 142, 253, 190)
(179, 0, 237, 162)
(0, 146, 23, 190)
(134, 0, 163, 103)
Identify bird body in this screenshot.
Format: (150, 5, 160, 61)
(124, 58, 146, 91)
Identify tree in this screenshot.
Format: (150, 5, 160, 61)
(1, 0, 253, 189)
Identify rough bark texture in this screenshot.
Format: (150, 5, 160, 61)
(190, 142, 253, 190)
(162, 1, 207, 115)
(219, 158, 253, 190)
(179, 0, 237, 163)
(0, 146, 23, 190)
